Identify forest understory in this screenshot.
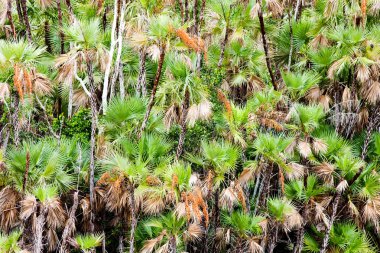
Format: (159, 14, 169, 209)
(1, 0, 380, 252)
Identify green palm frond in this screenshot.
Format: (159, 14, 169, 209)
(282, 71, 321, 100)
(75, 233, 104, 252)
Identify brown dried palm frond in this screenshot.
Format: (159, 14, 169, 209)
(20, 195, 37, 221)
(312, 138, 328, 154)
(266, 0, 283, 17)
(363, 197, 380, 230)
(143, 193, 166, 214)
(237, 167, 256, 186)
(260, 118, 284, 131)
(32, 72, 52, 95)
(318, 95, 331, 111)
(217, 89, 233, 120)
(164, 104, 180, 130)
(312, 200, 329, 226)
(361, 80, 380, 104)
(356, 64, 371, 83)
(369, 0, 380, 15)
(140, 230, 166, 253)
(298, 141, 312, 158)
(284, 209, 303, 231)
(184, 223, 203, 242)
(36, 0, 54, 9)
(358, 107, 369, 127)
(310, 34, 329, 49)
(0, 187, 21, 231)
(336, 180, 348, 193)
(342, 86, 351, 110)
(313, 162, 335, 185)
(73, 89, 90, 107)
(286, 162, 305, 180)
(219, 184, 238, 212)
(47, 227, 59, 252)
(306, 87, 322, 102)
(0, 82, 10, 101)
(14, 64, 23, 100)
(186, 100, 213, 127)
(45, 198, 66, 230)
(246, 237, 263, 253)
(176, 29, 207, 56)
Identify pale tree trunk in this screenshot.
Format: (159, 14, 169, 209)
(129, 184, 136, 253)
(21, 0, 32, 42)
(7, 0, 16, 39)
(68, 80, 74, 117)
(257, 0, 278, 90)
(320, 193, 341, 253)
(34, 205, 48, 253)
(139, 44, 166, 137)
(137, 48, 147, 97)
(59, 191, 79, 253)
(176, 88, 190, 159)
(108, 0, 126, 101)
(102, 0, 119, 113)
(86, 54, 97, 233)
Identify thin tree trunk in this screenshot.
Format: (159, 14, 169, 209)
(184, 0, 189, 22)
(137, 48, 147, 97)
(34, 206, 47, 253)
(15, 0, 23, 25)
(44, 20, 52, 53)
(294, 0, 302, 20)
(193, 0, 199, 35)
(68, 80, 74, 117)
(176, 89, 190, 159)
(320, 193, 341, 253)
(108, 0, 125, 101)
(86, 54, 97, 233)
(361, 107, 380, 160)
(59, 191, 79, 253)
(287, 10, 293, 71)
(268, 222, 279, 253)
(196, 0, 206, 70)
(57, 0, 65, 54)
(139, 44, 166, 137)
(22, 151, 30, 193)
(168, 235, 177, 253)
(102, 5, 108, 31)
(211, 189, 220, 253)
(102, 0, 119, 113)
(178, 0, 184, 23)
(65, 0, 76, 23)
(7, 0, 16, 39)
(129, 185, 136, 253)
(118, 234, 124, 253)
(21, 0, 32, 42)
(217, 22, 229, 68)
(119, 61, 125, 98)
(257, 1, 278, 90)
(293, 204, 307, 253)
(12, 94, 20, 147)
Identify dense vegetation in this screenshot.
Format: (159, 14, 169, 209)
(0, 0, 380, 252)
